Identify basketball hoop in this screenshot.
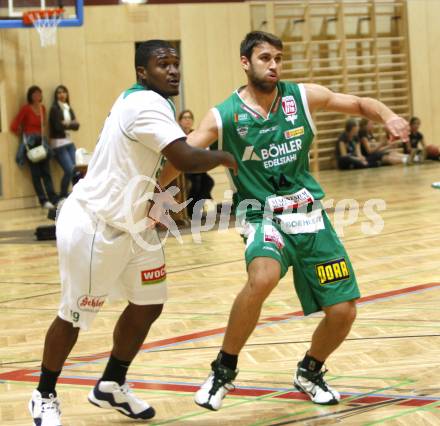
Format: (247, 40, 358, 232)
(22, 8, 64, 47)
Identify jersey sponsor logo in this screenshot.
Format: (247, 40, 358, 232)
(315, 258, 350, 285)
(141, 265, 166, 285)
(261, 140, 302, 160)
(260, 125, 279, 134)
(234, 112, 249, 123)
(282, 96, 297, 115)
(267, 188, 314, 212)
(237, 126, 249, 138)
(276, 210, 324, 234)
(264, 154, 296, 168)
(284, 126, 304, 139)
(77, 294, 106, 312)
(242, 145, 261, 161)
(242, 139, 303, 168)
(263, 225, 285, 250)
(261, 139, 302, 168)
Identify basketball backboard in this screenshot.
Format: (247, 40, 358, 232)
(0, 0, 83, 28)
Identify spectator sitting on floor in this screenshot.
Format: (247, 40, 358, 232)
(358, 118, 385, 167)
(179, 109, 215, 218)
(383, 128, 411, 165)
(336, 118, 368, 170)
(406, 117, 426, 164)
(359, 118, 406, 166)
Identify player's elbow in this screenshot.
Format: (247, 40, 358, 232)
(162, 139, 210, 173)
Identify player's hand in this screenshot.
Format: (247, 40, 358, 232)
(385, 116, 409, 143)
(145, 183, 174, 229)
(146, 183, 190, 230)
(219, 151, 238, 175)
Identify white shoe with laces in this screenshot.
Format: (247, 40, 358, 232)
(88, 380, 155, 420)
(194, 359, 238, 411)
(294, 363, 340, 405)
(29, 389, 62, 426)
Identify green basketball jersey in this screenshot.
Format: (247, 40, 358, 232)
(213, 81, 325, 221)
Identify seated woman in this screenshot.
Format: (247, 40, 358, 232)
(407, 117, 426, 163)
(380, 129, 411, 165)
(359, 118, 406, 166)
(336, 119, 368, 170)
(358, 118, 386, 167)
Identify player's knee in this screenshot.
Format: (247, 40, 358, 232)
(128, 302, 164, 326)
(325, 301, 356, 326)
(148, 303, 164, 323)
(345, 303, 357, 325)
(247, 274, 279, 300)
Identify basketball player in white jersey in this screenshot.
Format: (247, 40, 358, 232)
(29, 40, 237, 426)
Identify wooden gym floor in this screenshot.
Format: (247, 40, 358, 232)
(0, 162, 439, 425)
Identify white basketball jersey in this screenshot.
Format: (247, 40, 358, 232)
(72, 85, 185, 229)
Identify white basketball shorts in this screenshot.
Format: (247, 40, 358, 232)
(56, 197, 167, 330)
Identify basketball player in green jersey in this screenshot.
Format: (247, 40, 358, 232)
(159, 31, 409, 410)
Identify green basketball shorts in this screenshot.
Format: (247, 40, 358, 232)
(242, 210, 360, 315)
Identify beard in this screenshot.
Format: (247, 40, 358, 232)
(247, 68, 278, 93)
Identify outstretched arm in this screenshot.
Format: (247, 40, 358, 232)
(159, 109, 221, 187)
(305, 83, 409, 142)
(162, 137, 236, 175)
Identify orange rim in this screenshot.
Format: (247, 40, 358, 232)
(22, 8, 64, 26)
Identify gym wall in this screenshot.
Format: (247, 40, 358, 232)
(0, 0, 438, 210)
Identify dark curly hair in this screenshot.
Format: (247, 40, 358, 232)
(26, 85, 42, 104)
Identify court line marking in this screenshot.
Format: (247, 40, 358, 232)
(362, 400, 440, 426)
(0, 281, 439, 412)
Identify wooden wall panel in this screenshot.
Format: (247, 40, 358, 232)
(180, 5, 209, 125)
(180, 3, 250, 126)
(227, 4, 250, 89)
(0, 1, 438, 209)
(29, 33, 61, 108)
(425, 0, 440, 146)
(0, 133, 11, 198)
(86, 42, 135, 143)
(205, 5, 235, 106)
(84, 5, 135, 44)
(407, 0, 440, 146)
(2, 29, 33, 118)
(206, 4, 249, 104)
(132, 5, 180, 41)
(57, 26, 91, 152)
(1, 28, 34, 201)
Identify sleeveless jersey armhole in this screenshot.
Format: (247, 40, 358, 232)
(298, 84, 317, 135)
(211, 107, 237, 192)
(211, 107, 223, 150)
